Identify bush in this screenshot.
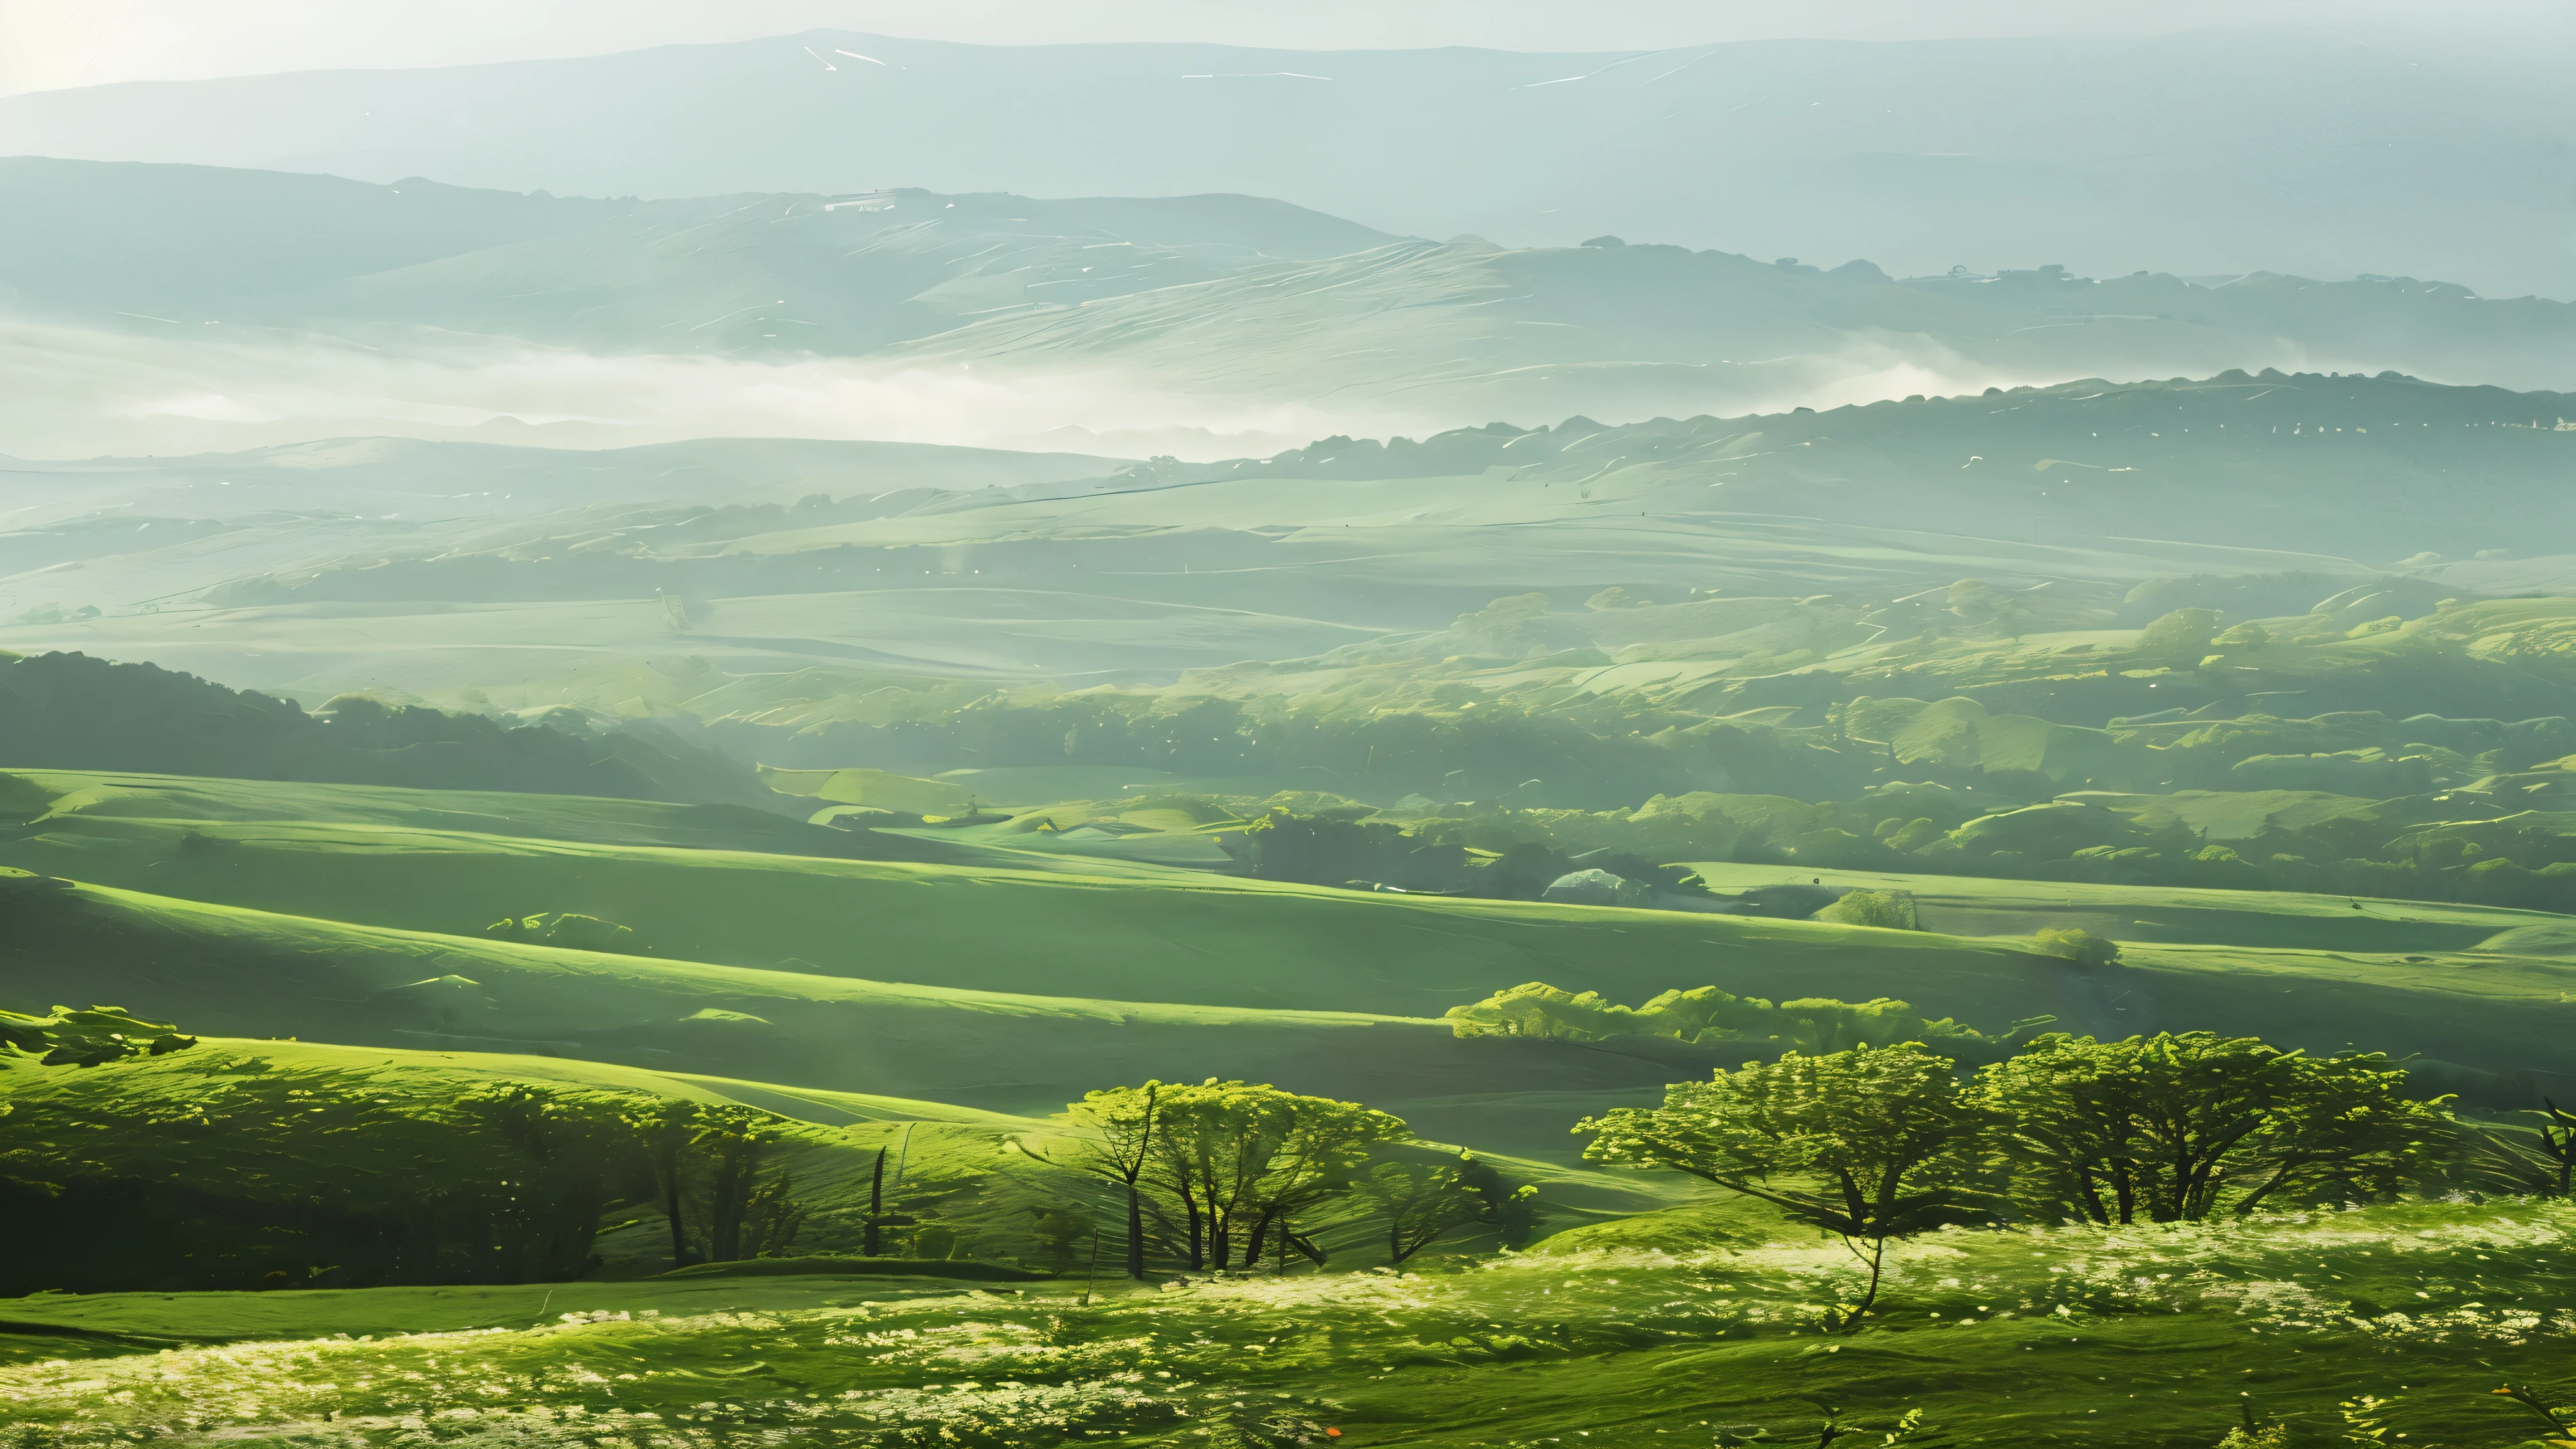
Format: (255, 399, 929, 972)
(1811, 889, 1920, 930)
(2032, 926, 2121, 967)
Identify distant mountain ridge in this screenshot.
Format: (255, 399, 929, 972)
(0, 158, 1400, 333)
(1, 28, 2568, 298)
(2, 157, 2570, 449)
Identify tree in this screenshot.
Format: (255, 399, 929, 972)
(623, 1101, 700, 1269)
(1811, 889, 1920, 930)
(687, 1106, 803, 1263)
(2227, 1050, 2450, 1215)
(455, 1084, 633, 1282)
(1016, 1082, 1165, 1279)
(1146, 1082, 1406, 1272)
(1577, 1044, 1989, 1330)
(1975, 1033, 2449, 1223)
(618, 1100, 806, 1267)
(1357, 1160, 1507, 1265)
(2031, 927, 2121, 968)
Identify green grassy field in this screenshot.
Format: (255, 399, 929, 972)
(4, 377, 2575, 1442)
(4, 1197, 2572, 1445)
(1687, 862, 2560, 954)
(11, 767, 2576, 1130)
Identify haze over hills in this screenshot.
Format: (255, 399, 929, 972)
(3, 157, 2572, 458)
(4, 371, 2569, 702)
(1, 29, 2570, 301)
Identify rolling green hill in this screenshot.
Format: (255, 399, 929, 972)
(8, 373, 2572, 708)
(16, 30, 2576, 1443)
(7, 767, 2576, 1110)
(0, 865, 1716, 1152)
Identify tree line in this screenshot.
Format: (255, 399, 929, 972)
(0, 650, 764, 806)
(0, 1049, 818, 1294)
(1577, 1031, 2477, 1330)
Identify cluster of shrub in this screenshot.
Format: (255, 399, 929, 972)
(1445, 981, 2062, 1067)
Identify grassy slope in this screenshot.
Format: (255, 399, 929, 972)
(1689, 860, 2571, 955)
(0, 878, 1721, 1152)
(9, 772, 2576, 1085)
(0, 770, 2079, 1021)
(1, 1197, 2569, 1445)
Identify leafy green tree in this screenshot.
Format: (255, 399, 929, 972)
(1147, 1081, 1406, 1270)
(1811, 889, 1920, 930)
(1356, 1160, 1516, 1264)
(454, 1084, 633, 1282)
(1578, 1044, 1990, 1330)
(621, 1101, 700, 1269)
(687, 1105, 804, 1262)
(2031, 927, 2121, 968)
(1016, 1082, 1167, 1279)
(1975, 1033, 2448, 1223)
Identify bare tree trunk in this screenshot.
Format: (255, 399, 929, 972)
(1838, 1236, 1887, 1335)
(863, 1148, 886, 1256)
(659, 1153, 689, 1269)
(1123, 1182, 1146, 1279)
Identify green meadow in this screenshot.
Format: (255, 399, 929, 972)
(7, 371, 2576, 1445)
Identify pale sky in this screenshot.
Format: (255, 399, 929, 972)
(4, 0, 2557, 97)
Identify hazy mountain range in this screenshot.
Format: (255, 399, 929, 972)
(2, 28, 2569, 302)
(3, 157, 2571, 460)
(0, 28, 2565, 301)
